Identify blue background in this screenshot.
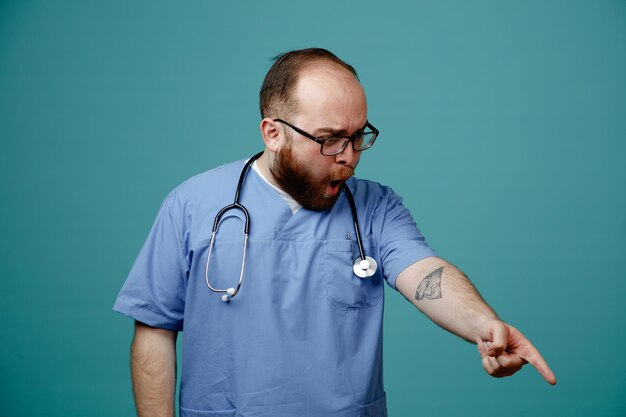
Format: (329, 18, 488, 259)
(1, 1, 625, 415)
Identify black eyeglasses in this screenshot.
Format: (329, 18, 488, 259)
(273, 119, 379, 156)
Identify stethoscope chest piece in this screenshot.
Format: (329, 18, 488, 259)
(353, 256, 378, 278)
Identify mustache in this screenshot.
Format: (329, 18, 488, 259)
(329, 164, 356, 181)
(329, 168, 354, 181)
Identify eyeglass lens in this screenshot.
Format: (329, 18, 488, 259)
(321, 132, 377, 155)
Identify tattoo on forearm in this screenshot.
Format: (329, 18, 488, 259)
(415, 267, 443, 300)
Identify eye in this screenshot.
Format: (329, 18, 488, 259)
(353, 134, 365, 147)
(323, 137, 342, 145)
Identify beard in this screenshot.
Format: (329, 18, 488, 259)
(270, 140, 355, 211)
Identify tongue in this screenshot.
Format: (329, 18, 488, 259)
(327, 181, 342, 196)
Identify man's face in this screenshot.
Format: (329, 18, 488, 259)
(270, 66, 368, 211)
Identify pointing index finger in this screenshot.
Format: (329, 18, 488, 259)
(519, 345, 557, 385)
(508, 325, 557, 385)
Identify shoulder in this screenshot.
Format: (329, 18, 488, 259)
(344, 176, 414, 228)
(166, 159, 246, 200)
(176, 159, 245, 194)
(346, 176, 402, 206)
(155, 159, 247, 217)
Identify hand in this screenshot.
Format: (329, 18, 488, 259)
(476, 319, 557, 385)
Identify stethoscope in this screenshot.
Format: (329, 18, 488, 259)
(205, 151, 377, 302)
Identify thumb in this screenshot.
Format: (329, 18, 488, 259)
(478, 319, 508, 357)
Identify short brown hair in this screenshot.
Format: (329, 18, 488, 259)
(259, 48, 359, 119)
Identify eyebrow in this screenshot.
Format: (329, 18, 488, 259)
(315, 122, 368, 136)
(317, 127, 346, 135)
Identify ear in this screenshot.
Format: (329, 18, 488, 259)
(260, 118, 282, 153)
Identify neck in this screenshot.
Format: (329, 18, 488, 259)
(256, 151, 283, 190)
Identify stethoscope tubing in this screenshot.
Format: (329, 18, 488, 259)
(205, 151, 376, 301)
(342, 183, 367, 262)
(205, 152, 262, 301)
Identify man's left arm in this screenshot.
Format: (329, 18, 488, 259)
(395, 256, 557, 385)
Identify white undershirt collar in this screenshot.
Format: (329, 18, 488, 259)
(252, 160, 302, 214)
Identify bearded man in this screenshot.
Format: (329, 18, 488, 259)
(114, 48, 555, 417)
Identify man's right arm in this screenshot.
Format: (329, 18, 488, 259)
(131, 321, 178, 417)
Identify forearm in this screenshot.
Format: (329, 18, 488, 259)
(396, 256, 497, 343)
(131, 321, 178, 417)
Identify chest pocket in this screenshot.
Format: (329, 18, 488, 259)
(322, 238, 384, 310)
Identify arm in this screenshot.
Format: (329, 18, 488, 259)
(131, 321, 179, 417)
(396, 256, 556, 385)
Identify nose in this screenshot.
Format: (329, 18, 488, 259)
(335, 141, 360, 168)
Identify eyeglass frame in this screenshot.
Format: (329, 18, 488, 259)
(273, 118, 379, 156)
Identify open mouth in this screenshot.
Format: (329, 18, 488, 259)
(326, 179, 346, 197)
(327, 179, 344, 197)
(329, 179, 343, 188)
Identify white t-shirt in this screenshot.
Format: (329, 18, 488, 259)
(252, 160, 302, 214)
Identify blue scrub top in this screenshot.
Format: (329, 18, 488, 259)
(114, 159, 435, 417)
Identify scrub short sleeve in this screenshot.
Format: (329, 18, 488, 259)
(379, 190, 436, 290)
(113, 192, 188, 331)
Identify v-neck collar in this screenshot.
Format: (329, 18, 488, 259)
(252, 160, 302, 215)
(239, 163, 350, 240)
